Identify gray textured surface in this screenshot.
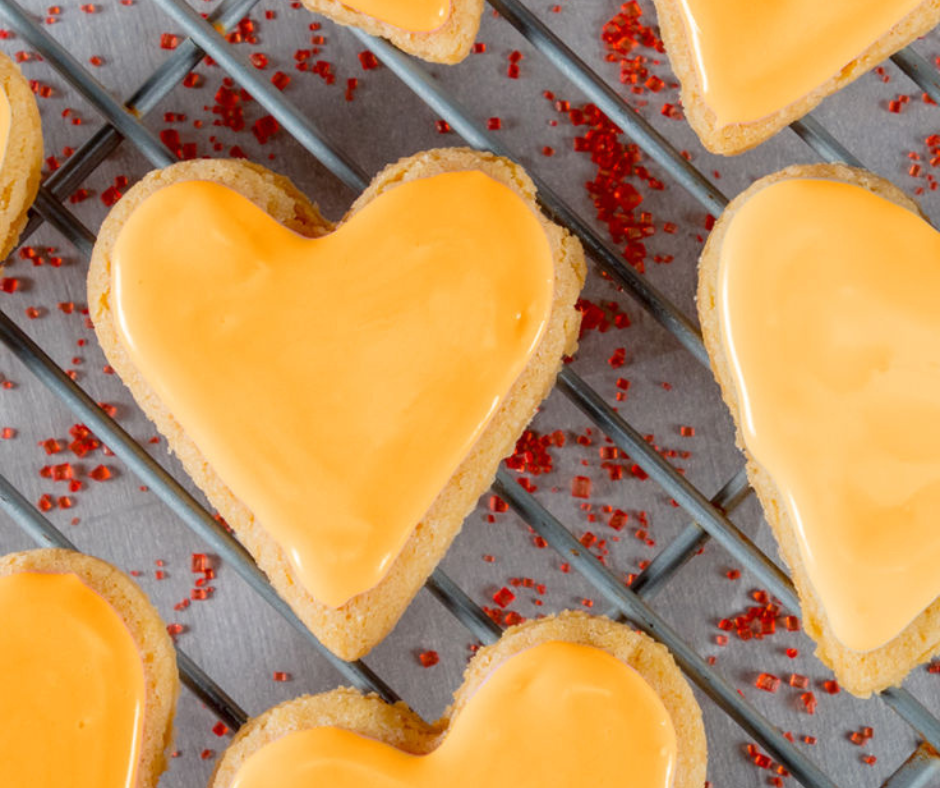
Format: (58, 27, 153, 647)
(0, 0, 939, 785)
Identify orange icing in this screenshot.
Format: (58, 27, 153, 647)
(0, 572, 146, 787)
(110, 171, 554, 608)
(230, 641, 677, 788)
(0, 86, 10, 170)
(718, 177, 940, 652)
(339, 0, 449, 32)
(675, 0, 924, 127)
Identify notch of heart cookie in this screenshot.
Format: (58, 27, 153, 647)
(89, 151, 586, 661)
(700, 164, 940, 694)
(209, 613, 707, 788)
(654, 0, 940, 154)
(0, 549, 179, 788)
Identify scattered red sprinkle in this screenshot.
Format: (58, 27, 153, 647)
(492, 586, 515, 608)
(789, 673, 808, 690)
(358, 51, 379, 70)
(212, 722, 228, 737)
(272, 671, 291, 682)
(822, 680, 840, 695)
(89, 465, 111, 482)
(800, 692, 817, 714)
(755, 672, 781, 693)
(270, 71, 291, 91)
(571, 476, 592, 499)
(418, 650, 439, 668)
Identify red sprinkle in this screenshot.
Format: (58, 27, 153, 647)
(418, 650, 439, 668)
(492, 586, 515, 608)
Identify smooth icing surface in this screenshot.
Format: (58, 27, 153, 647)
(230, 641, 677, 788)
(111, 171, 554, 608)
(0, 572, 146, 787)
(718, 177, 940, 652)
(339, 0, 449, 32)
(676, 0, 924, 126)
(0, 85, 10, 170)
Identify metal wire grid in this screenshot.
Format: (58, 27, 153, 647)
(0, 0, 937, 785)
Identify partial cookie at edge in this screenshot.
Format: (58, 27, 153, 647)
(697, 163, 940, 695)
(652, 0, 940, 155)
(208, 612, 707, 788)
(0, 548, 180, 787)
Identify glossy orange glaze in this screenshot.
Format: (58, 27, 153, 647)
(675, 0, 924, 126)
(111, 171, 554, 608)
(0, 572, 146, 787)
(718, 177, 940, 652)
(340, 0, 449, 32)
(230, 641, 677, 788)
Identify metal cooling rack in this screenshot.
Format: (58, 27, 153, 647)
(0, 0, 938, 785)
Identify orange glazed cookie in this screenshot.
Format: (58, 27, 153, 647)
(0, 548, 179, 787)
(699, 164, 940, 695)
(209, 612, 707, 788)
(299, 0, 482, 64)
(88, 148, 586, 661)
(652, 0, 940, 154)
(0, 50, 43, 262)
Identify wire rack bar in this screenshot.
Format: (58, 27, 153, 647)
(788, 116, 865, 169)
(0, 472, 249, 731)
(882, 744, 940, 788)
(891, 48, 940, 105)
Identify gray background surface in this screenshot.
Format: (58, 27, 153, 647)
(0, 0, 939, 785)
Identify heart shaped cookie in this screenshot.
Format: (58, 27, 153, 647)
(699, 163, 940, 695)
(209, 613, 706, 788)
(0, 548, 179, 787)
(88, 149, 585, 660)
(299, 0, 482, 63)
(653, 0, 940, 155)
(0, 50, 43, 263)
